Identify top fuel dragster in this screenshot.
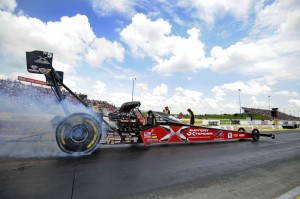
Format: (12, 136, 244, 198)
(26, 50, 275, 155)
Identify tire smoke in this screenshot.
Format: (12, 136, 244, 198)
(0, 81, 99, 158)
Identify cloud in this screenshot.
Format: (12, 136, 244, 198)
(85, 38, 124, 67)
(88, 0, 136, 17)
(92, 80, 107, 97)
(136, 83, 148, 93)
(120, 13, 172, 58)
(209, 0, 300, 84)
(212, 86, 225, 99)
(209, 80, 271, 112)
(177, 0, 254, 25)
(214, 80, 271, 96)
(135, 84, 169, 111)
(248, 96, 269, 108)
(288, 99, 300, 107)
(63, 75, 91, 94)
(120, 13, 208, 74)
(0, 12, 87, 70)
(274, 91, 299, 97)
(0, 11, 125, 77)
(87, 0, 254, 27)
(210, 41, 277, 74)
(166, 87, 204, 112)
(0, 0, 17, 12)
(153, 83, 168, 97)
(251, 0, 300, 37)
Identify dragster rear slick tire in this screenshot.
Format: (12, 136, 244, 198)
(56, 113, 102, 155)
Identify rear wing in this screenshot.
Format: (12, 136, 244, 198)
(26, 50, 86, 115)
(26, 50, 64, 83)
(26, 50, 53, 75)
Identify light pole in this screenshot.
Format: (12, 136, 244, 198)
(268, 95, 271, 109)
(238, 89, 241, 114)
(131, 76, 136, 101)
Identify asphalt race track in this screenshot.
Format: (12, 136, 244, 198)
(0, 130, 300, 199)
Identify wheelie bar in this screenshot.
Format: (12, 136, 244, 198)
(259, 133, 275, 139)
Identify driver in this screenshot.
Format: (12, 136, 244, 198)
(187, 108, 195, 125)
(146, 110, 155, 126)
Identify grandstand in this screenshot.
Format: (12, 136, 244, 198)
(0, 79, 117, 113)
(242, 107, 299, 121)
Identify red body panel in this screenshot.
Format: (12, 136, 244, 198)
(140, 125, 252, 144)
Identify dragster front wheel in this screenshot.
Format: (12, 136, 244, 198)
(56, 113, 102, 155)
(252, 129, 260, 141)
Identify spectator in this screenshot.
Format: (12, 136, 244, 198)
(187, 108, 195, 125)
(0, 78, 117, 113)
(163, 106, 170, 114)
(178, 112, 183, 119)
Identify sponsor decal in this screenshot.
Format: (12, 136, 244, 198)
(146, 138, 158, 142)
(187, 129, 212, 137)
(187, 131, 213, 137)
(273, 125, 279, 129)
(231, 120, 240, 125)
(195, 120, 203, 125)
(18, 76, 47, 85)
(155, 116, 166, 122)
(214, 130, 224, 138)
(27, 65, 40, 73)
(189, 129, 210, 132)
(159, 125, 188, 142)
(228, 133, 233, 138)
(191, 136, 211, 139)
(38, 68, 51, 74)
(31, 65, 38, 70)
(253, 125, 272, 130)
(125, 138, 131, 143)
(121, 120, 129, 122)
(261, 120, 268, 125)
(34, 53, 52, 65)
(144, 131, 152, 138)
(239, 134, 245, 137)
(208, 121, 218, 126)
(220, 120, 231, 125)
(233, 134, 238, 138)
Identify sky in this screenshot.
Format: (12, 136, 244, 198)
(0, 0, 299, 116)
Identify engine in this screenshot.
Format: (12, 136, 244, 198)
(108, 112, 141, 133)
